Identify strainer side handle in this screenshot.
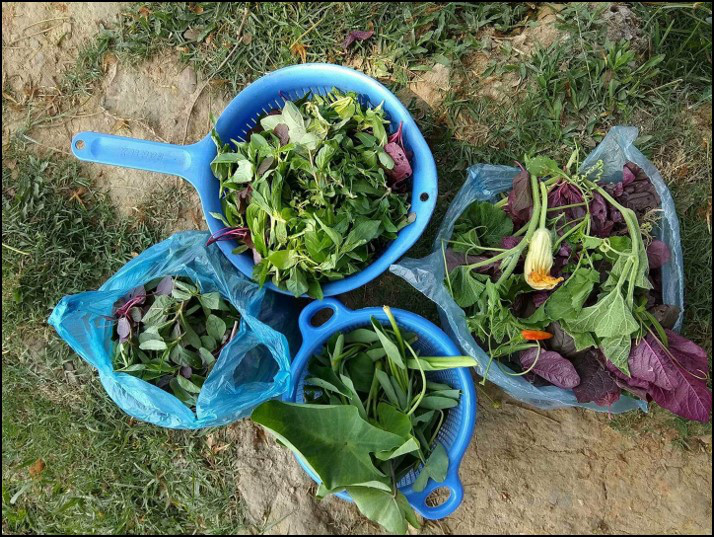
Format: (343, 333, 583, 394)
(70, 132, 211, 187)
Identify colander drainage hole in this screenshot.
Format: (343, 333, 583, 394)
(420, 192, 429, 202)
(310, 308, 334, 327)
(425, 487, 451, 507)
(75, 140, 85, 150)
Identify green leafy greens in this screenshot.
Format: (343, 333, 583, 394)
(209, 89, 412, 298)
(111, 276, 240, 408)
(252, 307, 477, 533)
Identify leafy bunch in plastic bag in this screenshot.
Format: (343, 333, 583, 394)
(112, 276, 241, 408)
(443, 150, 711, 422)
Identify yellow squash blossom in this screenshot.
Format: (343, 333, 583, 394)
(524, 228, 564, 290)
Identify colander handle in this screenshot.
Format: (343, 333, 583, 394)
(70, 132, 207, 187)
(297, 298, 352, 338)
(409, 469, 464, 520)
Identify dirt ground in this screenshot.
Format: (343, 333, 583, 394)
(2, 3, 712, 535)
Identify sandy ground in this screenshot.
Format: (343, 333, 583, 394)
(2, 3, 712, 534)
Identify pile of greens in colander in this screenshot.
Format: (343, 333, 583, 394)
(208, 88, 413, 298)
(252, 307, 476, 533)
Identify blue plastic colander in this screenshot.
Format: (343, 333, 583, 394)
(285, 298, 476, 520)
(70, 63, 437, 297)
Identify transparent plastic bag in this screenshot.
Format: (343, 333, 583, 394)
(391, 127, 683, 412)
(49, 231, 292, 429)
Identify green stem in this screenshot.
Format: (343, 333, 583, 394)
(495, 173, 543, 285)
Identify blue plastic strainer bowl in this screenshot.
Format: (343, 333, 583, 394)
(70, 63, 437, 297)
(285, 298, 476, 520)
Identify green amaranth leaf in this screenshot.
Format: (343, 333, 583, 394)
(206, 314, 227, 342)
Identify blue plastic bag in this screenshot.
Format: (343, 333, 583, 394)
(391, 127, 684, 412)
(49, 231, 292, 429)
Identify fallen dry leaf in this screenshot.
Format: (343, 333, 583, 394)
(28, 459, 45, 477)
(290, 42, 307, 63)
(138, 6, 151, 18)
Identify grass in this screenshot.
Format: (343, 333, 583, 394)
(2, 1, 713, 533)
(1, 142, 242, 534)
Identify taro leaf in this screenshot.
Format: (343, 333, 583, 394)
(519, 348, 580, 389)
(156, 276, 174, 296)
(374, 437, 420, 461)
(206, 314, 227, 342)
(199, 347, 216, 367)
(571, 354, 620, 405)
(139, 339, 168, 351)
(376, 403, 412, 439)
(117, 317, 131, 342)
(176, 374, 202, 394)
(566, 286, 638, 338)
(198, 292, 221, 310)
(412, 442, 448, 492)
(346, 486, 417, 534)
(252, 401, 403, 492)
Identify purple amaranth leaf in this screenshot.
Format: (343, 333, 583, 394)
(501, 235, 523, 250)
(156, 275, 174, 296)
(629, 335, 675, 390)
(665, 329, 709, 378)
(595, 390, 621, 407)
(520, 348, 581, 389)
(616, 162, 661, 217)
(627, 332, 711, 422)
(532, 291, 550, 308)
(115, 294, 146, 319)
(206, 226, 250, 246)
(571, 353, 621, 404)
(117, 316, 131, 342)
(505, 168, 532, 226)
(274, 123, 290, 145)
(129, 285, 146, 301)
(622, 164, 636, 186)
(548, 180, 586, 223)
(343, 29, 374, 49)
(646, 239, 671, 269)
(384, 141, 412, 189)
(180, 366, 193, 379)
(444, 248, 499, 274)
(589, 192, 616, 237)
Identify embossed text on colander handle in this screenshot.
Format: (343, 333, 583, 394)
(70, 132, 207, 187)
